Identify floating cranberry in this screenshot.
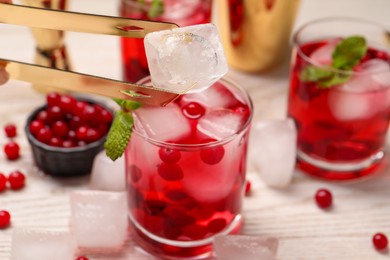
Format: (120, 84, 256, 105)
(29, 120, 44, 136)
(373, 233, 388, 251)
(8, 170, 25, 190)
(144, 199, 167, 216)
(128, 165, 142, 183)
(182, 224, 208, 240)
(200, 145, 225, 165)
(52, 120, 68, 138)
(36, 127, 53, 144)
(0, 210, 11, 228)
(4, 124, 17, 138)
(207, 218, 227, 233)
(158, 163, 184, 181)
(46, 92, 61, 107)
(315, 188, 333, 209)
(0, 173, 6, 192)
(159, 147, 181, 164)
(182, 102, 205, 119)
(4, 141, 20, 160)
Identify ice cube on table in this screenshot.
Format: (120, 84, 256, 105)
(329, 59, 390, 121)
(133, 103, 191, 142)
(197, 109, 245, 140)
(249, 119, 297, 188)
(213, 235, 278, 260)
(10, 228, 75, 260)
(89, 150, 125, 191)
(309, 39, 340, 66)
(70, 190, 128, 250)
(144, 23, 227, 93)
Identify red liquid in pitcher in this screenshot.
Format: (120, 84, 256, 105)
(120, 0, 212, 82)
(125, 80, 252, 258)
(288, 39, 390, 180)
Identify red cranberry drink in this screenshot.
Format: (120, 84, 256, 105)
(119, 0, 212, 82)
(125, 77, 253, 258)
(288, 18, 390, 181)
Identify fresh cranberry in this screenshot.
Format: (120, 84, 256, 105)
(77, 140, 87, 147)
(182, 102, 205, 119)
(4, 141, 20, 160)
(49, 137, 63, 147)
(46, 92, 61, 107)
(67, 130, 77, 140)
(82, 105, 98, 124)
(73, 101, 87, 118)
(47, 105, 63, 122)
(62, 139, 75, 148)
(182, 224, 208, 240)
(315, 188, 332, 209)
(59, 95, 76, 114)
(76, 126, 88, 141)
(29, 120, 44, 135)
(86, 128, 100, 143)
(4, 124, 17, 138)
(52, 120, 68, 138)
(375, 51, 389, 60)
(159, 147, 181, 164)
(36, 127, 52, 144)
(100, 108, 113, 123)
(245, 180, 251, 196)
(8, 170, 25, 190)
(373, 233, 388, 251)
(0, 173, 6, 192)
(200, 145, 225, 165)
(76, 257, 89, 260)
(69, 116, 82, 130)
(0, 210, 11, 228)
(36, 110, 49, 123)
(158, 163, 183, 181)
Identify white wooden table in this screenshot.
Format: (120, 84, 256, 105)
(1, 0, 390, 259)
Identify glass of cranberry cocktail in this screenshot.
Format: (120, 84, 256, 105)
(288, 18, 390, 181)
(125, 76, 253, 259)
(119, 0, 213, 82)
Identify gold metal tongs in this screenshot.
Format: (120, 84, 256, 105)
(0, 3, 180, 106)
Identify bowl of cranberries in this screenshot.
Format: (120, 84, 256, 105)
(25, 92, 113, 177)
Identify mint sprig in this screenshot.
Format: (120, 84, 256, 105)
(137, 0, 164, 18)
(300, 35, 367, 88)
(104, 100, 141, 161)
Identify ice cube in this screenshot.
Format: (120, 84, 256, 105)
(249, 119, 297, 188)
(328, 59, 390, 121)
(197, 109, 245, 140)
(309, 39, 340, 66)
(213, 235, 278, 260)
(144, 23, 227, 93)
(10, 228, 75, 260)
(70, 190, 128, 250)
(89, 150, 126, 191)
(161, 0, 201, 21)
(133, 103, 191, 142)
(180, 81, 240, 109)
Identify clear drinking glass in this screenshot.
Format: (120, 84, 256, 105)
(288, 17, 390, 181)
(119, 0, 213, 82)
(125, 77, 253, 259)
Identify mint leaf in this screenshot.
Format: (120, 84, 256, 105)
(104, 110, 134, 161)
(113, 98, 142, 111)
(148, 0, 164, 18)
(332, 35, 367, 70)
(299, 35, 367, 88)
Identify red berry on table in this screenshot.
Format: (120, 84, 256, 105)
(373, 233, 388, 251)
(4, 141, 20, 160)
(0, 173, 6, 192)
(76, 257, 89, 260)
(4, 124, 17, 138)
(0, 210, 11, 228)
(315, 188, 332, 209)
(245, 180, 251, 196)
(8, 170, 25, 190)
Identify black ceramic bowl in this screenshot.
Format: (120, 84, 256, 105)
(25, 98, 113, 177)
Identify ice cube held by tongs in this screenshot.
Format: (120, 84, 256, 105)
(0, 3, 181, 106)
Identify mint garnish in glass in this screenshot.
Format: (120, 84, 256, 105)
(104, 99, 141, 161)
(300, 35, 367, 88)
(136, 0, 164, 18)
